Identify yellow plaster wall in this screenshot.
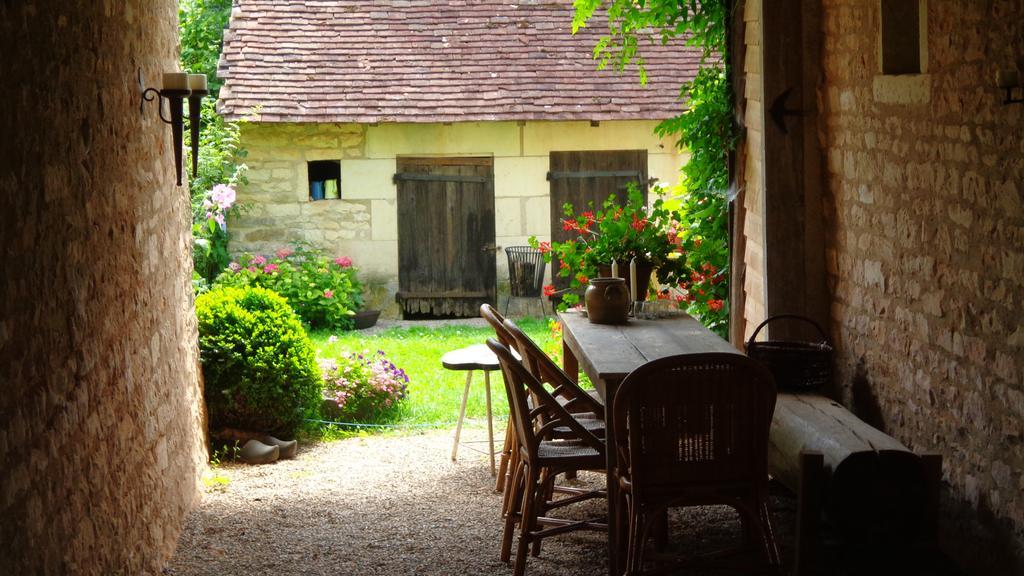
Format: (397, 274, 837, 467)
(233, 120, 685, 315)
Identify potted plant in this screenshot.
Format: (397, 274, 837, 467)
(529, 183, 695, 309)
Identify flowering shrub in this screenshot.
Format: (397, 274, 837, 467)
(193, 182, 242, 287)
(320, 350, 409, 422)
(529, 183, 695, 307)
(664, 187, 730, 337)
(214, 243, 364, 330)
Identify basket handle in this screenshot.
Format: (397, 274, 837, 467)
(747, 314, 830, 348)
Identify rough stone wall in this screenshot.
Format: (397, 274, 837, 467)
(819, 0, 1024, 569)
(0, 2, 207, 573)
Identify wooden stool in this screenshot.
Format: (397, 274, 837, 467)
(442, 344, 500, 475)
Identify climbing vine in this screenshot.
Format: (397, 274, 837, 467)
(180, 0, 248, 287)
(573, 0, 736, 337)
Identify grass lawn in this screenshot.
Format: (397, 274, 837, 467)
(308, 318, 557, 428)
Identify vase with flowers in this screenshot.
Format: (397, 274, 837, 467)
(529, 183, 695, 310)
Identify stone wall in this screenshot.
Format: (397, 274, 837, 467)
(0, 2, 207, 573)
(819, 0, 1023, 569)
(230, 120, 685, 316)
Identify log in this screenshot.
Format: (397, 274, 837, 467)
(769, 393, 930, 546)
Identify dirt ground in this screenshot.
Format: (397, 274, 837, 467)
(165, 425, 799, 575)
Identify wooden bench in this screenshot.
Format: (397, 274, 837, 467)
(769, 393, 943, 575)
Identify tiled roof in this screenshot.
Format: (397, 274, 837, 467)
(217, 0, 703, 123)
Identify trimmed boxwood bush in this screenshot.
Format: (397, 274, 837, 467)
(197, 286, 322, 436)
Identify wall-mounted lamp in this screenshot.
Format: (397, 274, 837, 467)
(996, 67, 1023, 105)
(140, 70, 208, 186)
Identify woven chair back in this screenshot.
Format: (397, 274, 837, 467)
(613, 353, 776, 492)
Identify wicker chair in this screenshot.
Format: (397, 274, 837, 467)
(480, 303, 521, 495)
(487, 338, 608, 576)
(612, 353, 781, 575)
(501, 318, 605, 423)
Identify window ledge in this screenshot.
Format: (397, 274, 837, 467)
(873, 74, 930, 105)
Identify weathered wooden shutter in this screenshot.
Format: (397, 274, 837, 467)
(395, 157, 496, 318)
(547, 150, 648, 291)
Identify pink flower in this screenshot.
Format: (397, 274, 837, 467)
(210, 184, 236, 210)
(334, 256, 353, 268)
(247, 266, 258, 273)
(323, 289, 334, 299)
(228, 262, 241, 273)
(251, 255, 266, 266)
(263, 263, 279, 274)
(214, 213, 226, 226)
(276, 247, 293, 259)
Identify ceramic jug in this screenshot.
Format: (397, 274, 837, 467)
(585, 277, 629, 325)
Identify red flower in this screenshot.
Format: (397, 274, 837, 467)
(582, 211, 596, 223)
(674, 294, 684, 303)
(543, 284, 556, 297)
(559, 260, 571, 271)
(562, 219, 576, 232)
(708, 299, 724, 312)
(691, 271, 703, 283)
(576, 274, 588, 285)
(631, 214, 647, 233)
(538, 241, 551, 254)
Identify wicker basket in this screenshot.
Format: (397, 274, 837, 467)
(746, 314, 833, 392)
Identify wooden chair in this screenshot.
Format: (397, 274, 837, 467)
(612, 353, 781, 575)
(480, 303, 520, 494)
(487, 338, 608, 576)
(501, 318, 604, 422)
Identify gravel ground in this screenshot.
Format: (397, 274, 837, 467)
(166, 425, 796, 576)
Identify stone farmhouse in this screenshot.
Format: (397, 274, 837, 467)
(2, 1, 1022, 574)
(216, 0, 702, 317)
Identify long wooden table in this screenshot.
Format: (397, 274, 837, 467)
(558, 311, 741, 576)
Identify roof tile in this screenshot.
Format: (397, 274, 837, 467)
(218, 0, 703, 123)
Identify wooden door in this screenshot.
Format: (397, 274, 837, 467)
(395, 157, 496, 318)
(547, 150, 648, 290)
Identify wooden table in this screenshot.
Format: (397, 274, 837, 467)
(558, 311, 741, 575)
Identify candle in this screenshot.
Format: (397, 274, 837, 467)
(996, 69, 1020, 89)
(163, 72, 190, 91)
(187, 73, 208, 91)
(629, 257, 637, 302)
(611, 260, 618, 278)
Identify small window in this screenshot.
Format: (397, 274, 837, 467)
(308, 160, 341, 201)
(880, 0, 922, 75)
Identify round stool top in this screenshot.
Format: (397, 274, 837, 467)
(441, 344, 502, 371)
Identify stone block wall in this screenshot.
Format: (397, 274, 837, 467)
(819, 0, 1023, 568)
(229, 120, 683, 316)
(0, 2, 206, 573)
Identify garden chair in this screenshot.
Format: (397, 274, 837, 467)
(612, 353, 781, 575)
(480, 303, 521, 494)
(487, 338, 608, 576)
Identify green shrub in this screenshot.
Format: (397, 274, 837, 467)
(214, 243, 364, 330)
(197, 286, 322, 436)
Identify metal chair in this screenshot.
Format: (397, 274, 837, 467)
(612, 353, 781, 574)
(504, 246, 547, 317)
